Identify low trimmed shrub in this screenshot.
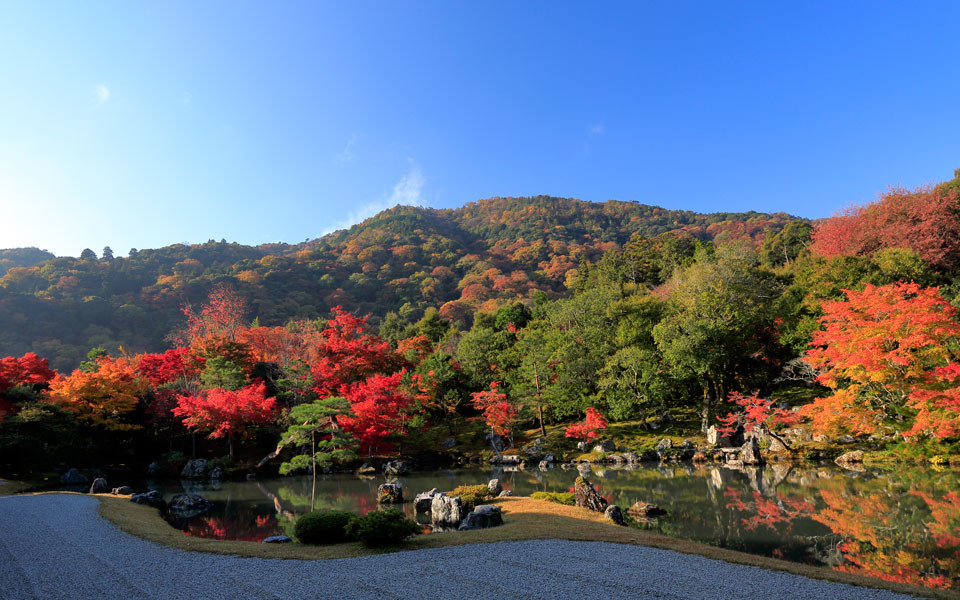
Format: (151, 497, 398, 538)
(295, 510, 356, 545)
(447, 484, 491, 511)
(344, 509, 421, 548)
(531, 491, 575, 506)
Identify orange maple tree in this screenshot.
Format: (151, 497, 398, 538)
(47, 356, 147, 430)
(801, 282, 960, 439)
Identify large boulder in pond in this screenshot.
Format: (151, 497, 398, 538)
(604, 504, 626, 526)
(741, 437, 764, 466)
(487, 478, 502, 496)
(835, 450, 865, 469)
(574, 477, 608, 513)
(89, 478, 109, 494)
(168, 493, 213, 519)
(458, 505, 503, 531)
(60, 468, 88, 485)
(431, 494, 465, 527)
(377, 483, 403, 503)
(627, 502, 667, 518)
(180, 459, 208, 479)
(414, 488, 440, 513)
(382, 460, 409, 476)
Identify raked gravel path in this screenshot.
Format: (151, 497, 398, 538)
(0, 494, 920, 600)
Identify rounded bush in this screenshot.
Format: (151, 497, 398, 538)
(344, 509, 421, 548)
(294, 510, 356, 545)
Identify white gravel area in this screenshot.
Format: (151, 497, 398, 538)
(0, 494, 921, 600)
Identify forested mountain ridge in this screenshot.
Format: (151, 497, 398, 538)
(0, 196, 798, 369)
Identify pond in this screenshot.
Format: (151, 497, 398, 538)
(151, 462, 959, 591)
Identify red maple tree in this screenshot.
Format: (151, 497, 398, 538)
(339, 371, 415, 454)
(173, 382, 276, 457)
(470, 381, 518, 441)
(564, 407, 609, 440)
(310, 307, 404, 397)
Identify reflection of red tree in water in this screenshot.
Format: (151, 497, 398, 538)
(182, 511, 278, 542)
(814, 488, 958, 590)
(723, 488, 813, 534)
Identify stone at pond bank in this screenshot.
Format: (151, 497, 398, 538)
(487, 478, 502, 496)
(741, 437, 764, 466)
(262, 536, 292, 543)
(168, 493, 212, 519)
(111, 486, 133, 495)
(543, 454, 555, 463)
(576, 441, 588, 451)
(458, 505, 503, 531)
(89, 478, 109, 494)
(431, 494, 465, 527)
(209, 467, 223, 480)
(498, 490, 513, 497)
(574, 477, 608, 512)
(835, 450, 865, 469)
(621, 452, 639, 463)
(414, 488, 441, 513)
(130, 490, 165, 510)
(440, 437, 458, 449)
(180, 459, 207, 479)
(357, 462, 377, 474)
(604, 504, 626, 526)
(377, 483, 403, 503)
(627, 502, 667, 518)
(60, 468, 88, 485)
(382, 460, 409, 476)
(593, 440, 616, 453)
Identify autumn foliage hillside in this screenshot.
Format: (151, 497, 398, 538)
(0, 196, 797, 370)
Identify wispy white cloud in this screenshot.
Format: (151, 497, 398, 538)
(334, 134, 359, 164)
(588, 123, 604, 136)
(320, 163, 425, 235)
(93, 84, 111, 104)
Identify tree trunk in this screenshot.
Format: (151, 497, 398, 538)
(311, 431, 316, 511)
(533, 362, 547, 437)
(701, 386, 712, 433)
(228, 435, 234, 459)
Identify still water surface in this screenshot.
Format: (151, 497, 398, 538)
(155, 463, 959, 591)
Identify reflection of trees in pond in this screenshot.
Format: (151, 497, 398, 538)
(723, 488, 814, 534)
(174, 507, 279, 542)
(811, 473, 960, 590)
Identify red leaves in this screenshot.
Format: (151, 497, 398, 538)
(717, 392, 799, 437)
(811, 185, 960, 270)
(0, 352, 56, 393)
(311, 306, 404, 397)
(470, 381, 518, 438)
(801, 282, 960, 439)
(338, 371, 414, 453)
(176, 285, 247, 346)
(136, 348, 202, 387)
(564, 407, 609, 440)
(173, 382, 275, 440)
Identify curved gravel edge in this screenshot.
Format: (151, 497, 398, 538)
(0, 494, 923, 600)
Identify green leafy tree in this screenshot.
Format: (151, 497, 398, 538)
(278, 396, 358, 510)
(653, 244, 781, 432)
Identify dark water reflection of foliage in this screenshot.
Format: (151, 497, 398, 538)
(159, 464, 959, 590)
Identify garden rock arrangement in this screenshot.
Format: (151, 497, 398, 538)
(89, 477, 110, 494)
(603, 504, 626, 526)
(487, 478, 502, 495)
(130, 490, 166, 510)
(168, 493, 213, 519)
(835, 450, 865, 470)
(458, 505, 503, 531)
(414, 488, 441, 513)
(382, 460, 409, 476)
(430, 494, 465, 527)
(574, 477, 608, 512)
(60, 468, 88, 485)
(180, 459, 208, 479)
(377, 483, 403, 503)
(627, 502, 667, 518)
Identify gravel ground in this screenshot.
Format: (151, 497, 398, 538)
(0, 494, 920, 600)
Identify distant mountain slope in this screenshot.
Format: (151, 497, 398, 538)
(0, 196, 800, 369)
(0, 247, 56, 276)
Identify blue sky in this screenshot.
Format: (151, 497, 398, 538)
(1, 1, 959, 257)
